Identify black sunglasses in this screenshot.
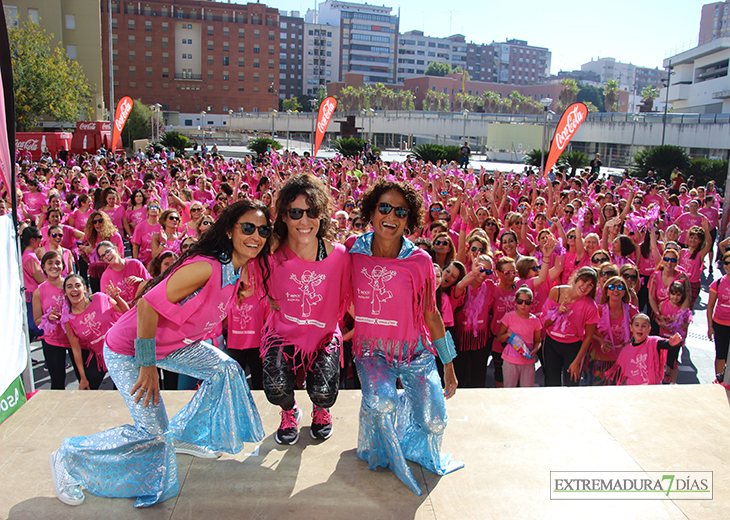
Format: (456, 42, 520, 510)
(623, 273, 638, 281)
(288, 207, 319, 220)
(515, 298, 533, 305)
(607, 284, 626, 291)
(434, 240, 450, 247)
(378, 202, 409, 219)
(531, 265, 541, 272)
(470, 246, 485, 253)
(238, 222, 272, 238)
(51, 232, 63, 238)
(592, 257, 609, 264)
(92, 218, 104, 225)
(479, 267, 493, 275)
(663, 256, 678, 264)
(600, 271, 617, 277)
(167, 215, 180, 221)
(354, 222, 366, 229)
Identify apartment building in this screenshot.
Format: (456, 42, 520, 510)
(699, 2, 730, 45)
(581, 57, 663, 93)
(491, 39, 551, 86)
(102, 0, 280, 121)
(4, 0, 105, 121)
(396, 31, 467, 83)
(302, 22, 340, 96)
(279, 11, 304, 102)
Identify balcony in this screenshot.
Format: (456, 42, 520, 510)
(175, 73, 202, 80)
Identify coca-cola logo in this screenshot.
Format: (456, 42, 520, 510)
(554, 105, 586, 151)
(16, 139, 39, 151)
(115, 98, 133, 132)
(78, 122, 98, 131)
(317, 98, 337, 134)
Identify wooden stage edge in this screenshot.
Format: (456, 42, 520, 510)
(1, 386, 729, 520)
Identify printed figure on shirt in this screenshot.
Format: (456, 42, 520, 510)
(361, 265, 396, 315)
(289, 270, 325, 317)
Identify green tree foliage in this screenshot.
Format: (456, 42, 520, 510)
(453, 67, 470, 80)
(577, 83, 605, 112)
(160, 131, 190, 153)
(413, 144, 461, 164)
(558, 79, 579, 111)
(524, 148, 549, 167)
(640, 86, 660, 112)
(332, 138, 380, 158)
(633, 145, 690, 179)
(603, 80, 620, 113)
(9, 19, 93, 131)
(282, 97, 302, 112)
(247, 136, 282, 156)
(480, 91, 501, 113)
(296, 94, 316, 112)
(425, 61, 452, 77)
(684, 157, 729, 189)
(557, 150, 590, 174)
(122, 100, 152, 148)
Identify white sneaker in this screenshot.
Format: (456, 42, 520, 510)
(49, 450, 85, 506)
(174, 440, 222, 459)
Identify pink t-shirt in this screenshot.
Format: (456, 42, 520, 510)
(126, 207, 147, 229)
(700, 207, 719, 229)
(131, 219, 160, 266)
(71, 208, 92, 232)
(501, 311, 541, 365)
(674, 212, 705, 243)
(541, 294, 599, 343)
(101, 205, 125, 235)
(100, 259, 151, 305)
(678, 249, 704, 283)
(611, 336, 666, 385)
(23, 249, 43, 301)
(227, 291, 269, 350)
(65, 292, 122, 355)
(38, 281, 70, 347)
(710, 276, 730, 326)
(25, 192, 46, 218)
(650, 269, 686, 306)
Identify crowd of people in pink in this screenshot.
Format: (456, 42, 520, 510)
(3, 144, 729, 506)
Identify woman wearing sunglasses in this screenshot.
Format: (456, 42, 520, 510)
(431, 231, 455, 269)
(151, 209, 185, 259)
(261, 174, 351, 446)
(350, 179, 462, 495)
(81, 211, 124, 293)
(587, 276, 638, 385)
(195, 214, 215, 239)
(35, 225, 75, 276)
(495, 287, 543, 388)
(50, 200, 270, 508)
(648, 247, 691, 334)
(98, 241, 151, 307)
(678, 223, 713, 310)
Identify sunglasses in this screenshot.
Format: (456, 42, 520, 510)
(92, 218, 104, 225)
(600, 271, 617, 277)
(238, 222, 272, 238)
(430, 208, 440, 213)
(167, 215, 180, 222)
(607, 284, 625, 291)
(564, 209, 574, 214)
(470, 246, 485, 253)
(147, 205, 160, 210)
(515, 298, 533, 305)
(191, 207, 203, 212)
(345, 203, 354, 208)
(354, 222, 366, 229)
(479, 267, 493, 275)
(517, 206, 527, 211)
(623, 273, 638, 281)
(99, 249, 114, 260)
(500, 270, 516, 276)
(485, 222, 497, 227)
(531, 265, 541, 272)
(378, 202, 409, 219)
(592, 257, 609, 264)
(515, 221, 524, 226)
(535, 201, 545, 206)
(434, 240, 450, 247)
(663, 257, 678, 264)
(201, 221, 213, 226)
(51, 232, 63, 238)
(567, 234, 576, 239)
(288, 207, 319, 220)
(724, 261, 730, 266)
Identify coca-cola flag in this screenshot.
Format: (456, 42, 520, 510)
(314, 96, 337, 158)
(543, 102, 588, 176)
(111, 96, 133, 151)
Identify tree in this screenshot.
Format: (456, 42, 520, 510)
(425, 61, 452, 77)
(282, 97, 302, 112)
(577, 83, 605, 112)
(296, 94, 316, 112)
(247, 136, 282, 157)
(316, 86, 327, 107)
(603, 80, 620, 113)
(557, 150, 590, 174)
(10, 19, 93, 131)
(122, 100, 152, 148)
(481, 91, 501, 113)
(640, 85, 660, 112)
(633, 145, 690, 179)
(453, 67, 470, 80)
(583, 101, 599, 113)
(524, 148, 549, 167)
(160, 131, 190, 154)
(558, 79, 579, 111)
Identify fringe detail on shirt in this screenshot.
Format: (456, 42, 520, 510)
(455, 328, 490, 351)
(260, 324, 342, 373)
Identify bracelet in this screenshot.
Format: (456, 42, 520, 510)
(134, 337, 157, 367)
(432, 331, 457, 365)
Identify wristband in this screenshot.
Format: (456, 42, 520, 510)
(432, 331, 457, 364)
(134, 337, 157, 367)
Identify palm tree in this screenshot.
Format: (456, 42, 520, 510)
(559, 79, 579, 110)
(481, 91, 500, 113)
(640, 85, 660, 112)
(557, 150, 590, 174)
(603, 80, 620, 113)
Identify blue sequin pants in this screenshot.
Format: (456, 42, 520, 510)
(58, 342, 265, 508)
(354, 349, 464, 495)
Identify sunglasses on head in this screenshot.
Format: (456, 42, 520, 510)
(288, 207, 319, 220)
(378, 202, 409, 219)
(470, 246, 485, 253)
(51, 232, 63, 238)
(479, 267, 493, 275)
(607, 284, 625, 291)
(238, 222, 272, 238)
(515, 298, 533, 305)
(663, 256, 678, 263)
(434, 239, 450, 247)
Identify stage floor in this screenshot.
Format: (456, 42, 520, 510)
(1, 386, 728, 520)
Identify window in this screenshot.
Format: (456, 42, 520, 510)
(254, 30, 260, 39)
(129, 81, 136, 87)
(112, 34, 118, 45)
(223, 71, 229, 80)
(254, 45, 260, 53)
(238, 57, 245, 67)
(268, 45, 274, 54)
(162, 52, 169, 62)
(223, 27, 229, 37)
(65, 14, 75, 29)
(128, 19, 135, 30)
(112, 18, 118, 29)
(27, 8, 39, 23)
(223, 42, 229, 52)
(129, 50, 135, 60)
(146, 37, 152, 47)
(208, 71, 214, 79)
(146, 67, 153, 77)
(223, 56, 229, 65)
(66, 45, 77, 60)
(207, 26, 214, 36)
(269, 31, 275, 40)
(162, 22, 168, 32)
(162, 67, 169, 77)
(162, 37, 169, 48)
(268, 59, 274, 68)
(146, 52, 152, 62)
(238, 43, 245, 52)
(208, 55, 214, 65)
(129, 66, 136, 77)
(128, 35, 135, 45)
(145, 21, 152, 31)
(207, 41, 214, 50)
(113, 50, 118, 61)
(254, 59, 259, 68)
(238, 72, 245, 81)
(238, 28, 245, 38)
(253, 73, 259, 82)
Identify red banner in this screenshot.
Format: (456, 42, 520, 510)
(543, 102, 588, 176)
(314, 96, 337, 157)
(111, 96, 133, 151)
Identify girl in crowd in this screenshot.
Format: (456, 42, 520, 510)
(21, 226, 45, 339)
(619, 263, 641, 308)
(679, 224, 712, 310)
(81, 211, 123, 293)
(708, 251, 730, 380)
(648, 247, 691, 333)
(431, 231, 455, 269)
(496, 287, 542, 388)
(99, 188, 125, 236)
(98, 241, 151, 306)
(184, 202, 206, 235)
(656, 281, 692, 384)
(151, 209, 185, 258)
(61, 274, 129, 389)
(50, 200, 270, 508)
(131, 202, 161, 267)
(68, 194, 93, 234)
(350, 180, 462, 495)
(542, 267, 600, 387)
(36, 225, 75, 275)
(261, 174, 351, 445)
(195, 214, 215, 239)
(32, 252, 75, 389)
(124, 190, 147, 236)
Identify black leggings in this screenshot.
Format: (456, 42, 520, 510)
(42, 341, 73, 390)
(453, 347, 491, 388)
(713, 320, 730, 361)
(543, 334, 582, 387)
(226, 347, 264, 390)
(262, 336, 340, 410)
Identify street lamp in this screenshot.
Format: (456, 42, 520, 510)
(462, 109, 469, 147)
(228, 109, 234, 146)
(310, 98, 318, 154)
(661, 62, 675, 146)
(286, 109, 292, 151)
(271, 109, 277, 138)
(200, 110, 207, 148)
(539, 98, 553, 175)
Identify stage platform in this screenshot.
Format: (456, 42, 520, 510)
(1, 386, 728, 520)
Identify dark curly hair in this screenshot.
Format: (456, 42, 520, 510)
(358, 180, 424, 233)
(138, 199, 273, 300)
(273, 173, 332, 242)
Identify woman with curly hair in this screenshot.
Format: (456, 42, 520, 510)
(81, 211, 123, 293)
(350, 179, 462, 495)
(261, 173, 351, 445)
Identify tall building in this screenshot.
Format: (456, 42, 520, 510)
(279, 11, 304, 102)
(308, 0, 399, 84)
(581, 57, 663, 111)
(396, 31, 467, 83)
(4, 0, 105, 121)
(491, 39, 551, 85)
(465, 43, 498, 83)
(302, 22, 340, 96)
(699, 2, 730, 45)
(101, 0, 280, 122)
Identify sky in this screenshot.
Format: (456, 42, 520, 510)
(240, 0, 706, 73)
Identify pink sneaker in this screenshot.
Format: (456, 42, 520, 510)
(275, 405, 302, 445)
(310, 406, 333, 440)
